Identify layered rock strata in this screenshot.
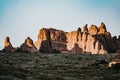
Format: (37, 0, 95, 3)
(35, 22, 119, 54)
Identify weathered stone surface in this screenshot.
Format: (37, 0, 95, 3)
(114, 36, 120, 49)
(35, 23, 119, 54)
(77, 27, 82, 32)
(20, 37, 38, 53)
(108, 60, 120, 70)
(66, 31, 83, 53)
(98, 22, 107, 34)
(83, 24, 88, 33)
(89, 25, 98, 35)
(3, 36, 16, 52)
(35, 28, 67, 53)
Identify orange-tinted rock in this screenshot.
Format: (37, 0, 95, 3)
(98, 22, 107, 34)
(89, 25, 98, 35)
(83, 24, 88, 33)
(35, 28, 67, 53)
(3, 36, 16, 52)
(34, 22, 119, 54)
(66, 31, 83, 53)
(20, 37, 38, 53)
(34, 28, 52, 53)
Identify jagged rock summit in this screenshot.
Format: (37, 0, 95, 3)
(2, 36, 16, 52)
(2, 22, 120, 54)
(19, 37, 39, 53)
(35, 22, 120, 54)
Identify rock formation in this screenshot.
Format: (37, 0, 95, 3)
(19, 37, 38, 53)
(83, 24, 88, 33)
(35, 28, 67, 53)
(35, 22, 120, 54)
(2, 36, 16, 52)
(89, 25, 98, 35)
(3, 22, 119, 54)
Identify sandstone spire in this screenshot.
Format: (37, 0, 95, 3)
(20, 37, 38, 53)
(3, 36, 15, 52)
(98, 22, 107, 34)
(83, 24, 88, 33)
(89, 25, 98, 35)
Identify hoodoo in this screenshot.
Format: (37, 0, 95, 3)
(3, 36, 16, 52)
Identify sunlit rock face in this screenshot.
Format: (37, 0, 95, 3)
(35, 22, 119, 54)
(20, 37, 39, 53)
(35, 28, 67, 53)
(66, 31, 83, 53)
(89, 25, 98, 35)
(3, 36, 16, 52)
(34, 28, 51, 53)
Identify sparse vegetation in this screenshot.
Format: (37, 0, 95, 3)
(0, 52, 120, 80)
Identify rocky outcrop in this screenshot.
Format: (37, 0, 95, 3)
(98, 22, 107, 34)
(89, 25, 98, 35)
(2, 36, 16, 52)
(35, 22, 119, 54)
(108, 53, 120, 70)
(34, 28, 52, 53)
(19, 37, 39, 53)
(83, 24, 88, 33)
(66, 31, 82, 53)
(35, 28, 67, 53)
(108, 59, 120, 70)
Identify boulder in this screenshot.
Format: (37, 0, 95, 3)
(3, 36, 16, 52)
(20, 37, 38, 53)
(108, 60, 120, 70)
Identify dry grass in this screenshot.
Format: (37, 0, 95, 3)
(0, 52, 120, 80)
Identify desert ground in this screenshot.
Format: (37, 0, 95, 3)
(0, 52, 120, 80)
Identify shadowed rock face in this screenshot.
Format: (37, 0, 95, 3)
(34, 28, 52, 53)
(35, 22, 119, 54)
(19, 37, 39, 53)
(35, 28, 67, 53)
(83, 24, 88, 33)
(3, 36, 16, 52)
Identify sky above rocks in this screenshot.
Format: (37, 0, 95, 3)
(0, 0, 120, 49)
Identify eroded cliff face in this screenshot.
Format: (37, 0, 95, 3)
(35, 22, 119, 54)
(35, 28, 67, 53)
(2, 23, 120, 54)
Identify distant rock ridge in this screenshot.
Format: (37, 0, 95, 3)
(2, 22, 120, 54)
(35, 22, 120, 54)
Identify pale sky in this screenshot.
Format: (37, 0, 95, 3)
(0, 0, 120, 49)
